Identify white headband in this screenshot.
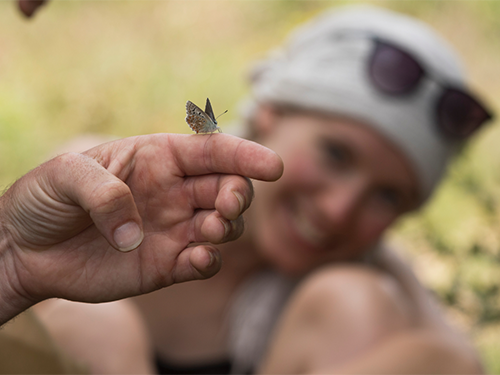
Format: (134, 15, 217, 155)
(248, 5, 468, 201)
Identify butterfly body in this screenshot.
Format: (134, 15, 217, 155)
(185, 98, 223, 134)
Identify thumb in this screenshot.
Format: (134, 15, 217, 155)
(86, 180, 144, 252)
(54, 153, 144, 252)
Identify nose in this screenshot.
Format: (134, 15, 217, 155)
(315, 176, 365, 232)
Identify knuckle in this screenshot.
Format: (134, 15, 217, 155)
(90, 180, 131, 215)
(304, 265, 394, 299)
(297, 265, 412, 325)
(49, 152, 85, 175)
(54, 152, 83, 165)
(44, 152, 93, 188)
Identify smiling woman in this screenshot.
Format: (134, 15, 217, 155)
(246, 109, 420, 275)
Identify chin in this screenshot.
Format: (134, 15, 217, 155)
(273, 261, 314, 278)
(266, 242, 372, 278)
(261, 242, 323, 278)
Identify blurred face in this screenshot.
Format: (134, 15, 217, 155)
(247, 106, 419, 276)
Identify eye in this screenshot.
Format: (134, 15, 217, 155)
(318, 139, 352, 168)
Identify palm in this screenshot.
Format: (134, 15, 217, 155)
(4, 133, 282, 304)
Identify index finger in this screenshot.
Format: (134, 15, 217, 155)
(168, 134, 284, 181)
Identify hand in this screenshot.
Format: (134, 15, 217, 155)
(0, 134, 283, 322)
(17, 0, 48, 18)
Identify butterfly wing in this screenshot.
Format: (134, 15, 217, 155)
(186, 101, 216, 134)
(204, 98, 217, 123)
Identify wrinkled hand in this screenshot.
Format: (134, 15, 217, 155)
(17, 0, 48, 18)
(0, 134, 283, 322)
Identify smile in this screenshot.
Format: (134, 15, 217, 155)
(286, 196, 337, 253)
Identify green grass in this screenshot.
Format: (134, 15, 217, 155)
(1, 0, 500, 372)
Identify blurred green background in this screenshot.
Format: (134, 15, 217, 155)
(1, 0, 499, 371)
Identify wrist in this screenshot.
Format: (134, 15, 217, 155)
(0, 195, 36, 326)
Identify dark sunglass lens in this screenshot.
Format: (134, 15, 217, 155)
(438, 88, 492, 139)
(369, 42, 424, 95)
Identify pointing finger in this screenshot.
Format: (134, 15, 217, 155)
(168, 134, 284, 182)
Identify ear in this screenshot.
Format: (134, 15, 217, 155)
(253, 104, 282, 139)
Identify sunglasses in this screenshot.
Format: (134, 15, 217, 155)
(365, 37, 493, 139)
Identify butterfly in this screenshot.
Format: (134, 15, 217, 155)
(185, 98, 226, 134)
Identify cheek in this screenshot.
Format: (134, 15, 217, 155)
(280, 149, 321, 188)
(251, 148, 317, 227)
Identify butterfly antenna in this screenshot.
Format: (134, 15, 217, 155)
(215, 109, 228, 121)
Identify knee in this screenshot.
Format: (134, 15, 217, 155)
(290, 265, 414, 337)
(35, 298, 148, 344)
(33, 298, 153, 373)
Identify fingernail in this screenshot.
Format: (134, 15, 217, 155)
(207, 249, 221, 268)
(207, 250, 215, 267)
(219, 217, 230, 240)
(233, 191, 246, 213)
(114, 222, 144, 252)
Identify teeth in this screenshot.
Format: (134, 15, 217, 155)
(292, 206, 329, 248)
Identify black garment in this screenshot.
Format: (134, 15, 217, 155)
(155, 355, 233, 375)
